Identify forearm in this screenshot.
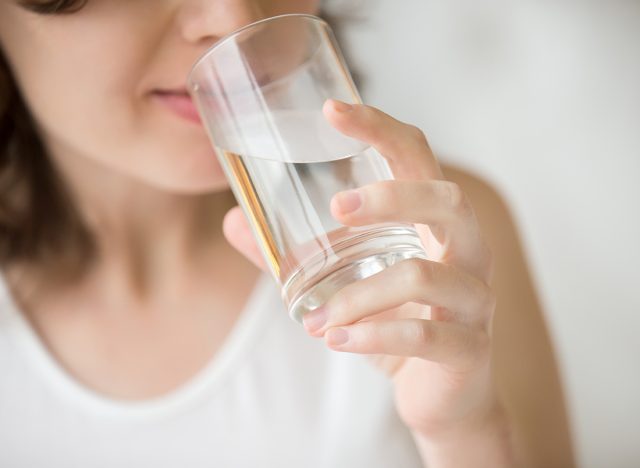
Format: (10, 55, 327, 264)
(411, 402, 519, 468)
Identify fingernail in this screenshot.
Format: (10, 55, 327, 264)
(327, 328, 349, 346)
(331, 99, 353, 113)
(303, 306, 328, 333)
(336, 190, 362, 214)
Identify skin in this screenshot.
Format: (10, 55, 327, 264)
(0, 1, 574, 466)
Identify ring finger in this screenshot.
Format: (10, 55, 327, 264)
(302, 257, 495, 337)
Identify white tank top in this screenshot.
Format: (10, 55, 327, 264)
(0, 272, 424, 467)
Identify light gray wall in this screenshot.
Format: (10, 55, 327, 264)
(336, 1, 640, 466)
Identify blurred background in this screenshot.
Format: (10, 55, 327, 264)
(330, 1, 640, 467)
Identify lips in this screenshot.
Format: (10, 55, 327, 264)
(151, 69, 273, 125)
(151, 89, 202, 125)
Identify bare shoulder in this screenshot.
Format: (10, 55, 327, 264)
(442, 164, 576, 468)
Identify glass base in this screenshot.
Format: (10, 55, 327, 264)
(282, 226, 427, 324)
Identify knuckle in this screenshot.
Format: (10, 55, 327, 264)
(361, 321, 383, 348)
(466, 273, 496, 317)
(401, 258, 436, 287)
(368, 125, 386, 145)
(443, 181, 464, 209)
(406, 124, 429, 145)
(330, 288, 356, 319)
(362, 106, 384, 135)
(362, 104, 378, 119)
(441, 181, 472, 218)
(371, 180, 400, 217)
(414, 320, 435, 347)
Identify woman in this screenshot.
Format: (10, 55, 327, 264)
(0, 0, 574, 466)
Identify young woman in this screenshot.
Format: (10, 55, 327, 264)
(0, 1, 574, 466)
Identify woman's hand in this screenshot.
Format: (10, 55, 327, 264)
(224, 99, 516, 466)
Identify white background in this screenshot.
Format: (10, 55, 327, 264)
(335, 1, 640, 467)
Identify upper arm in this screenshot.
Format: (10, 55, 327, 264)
(443, 164, 576, 468)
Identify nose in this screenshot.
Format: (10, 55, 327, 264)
(177, 0, 265, 45)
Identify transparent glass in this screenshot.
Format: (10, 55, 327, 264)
(188, 14, 427, 323)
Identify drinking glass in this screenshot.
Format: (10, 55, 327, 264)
(188, 14, 427, 323)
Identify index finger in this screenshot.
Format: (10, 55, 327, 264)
(323, 99, 492, 282)
(322, 99, 444, 182)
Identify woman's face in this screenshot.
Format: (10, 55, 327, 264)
(0, 0, 320, 193)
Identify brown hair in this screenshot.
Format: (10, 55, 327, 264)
(1, 0, 94, 281)
(0, 1, 358, 280)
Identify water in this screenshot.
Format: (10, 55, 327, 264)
(218, 145, 427, 323)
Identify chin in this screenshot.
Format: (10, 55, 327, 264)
(138, 148, 231, 194)
(157, 162, 230, 193)
(146, 174, 230, 195)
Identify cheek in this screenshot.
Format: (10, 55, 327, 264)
(261, 0, 321, 15)
(1, 11, 229, 193)
(16, 45, 228, 192)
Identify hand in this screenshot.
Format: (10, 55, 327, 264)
(224, 99, 507, 446)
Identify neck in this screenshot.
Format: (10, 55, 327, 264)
(29, 138, 243, 303)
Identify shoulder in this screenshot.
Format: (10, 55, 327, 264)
(441, 164, 530, 297)
(442, 164, 576, 467)
(442, 163, 535, 299)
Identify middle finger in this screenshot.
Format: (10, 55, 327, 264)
(330, 178, 490, 280)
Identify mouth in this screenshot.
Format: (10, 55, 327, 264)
(150, 69, 274, 125)
(150, 88, 202, 125)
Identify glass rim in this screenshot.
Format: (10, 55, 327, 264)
(187, 13, 328, 86)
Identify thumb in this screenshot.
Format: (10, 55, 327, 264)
(223, 205, 268, 272)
